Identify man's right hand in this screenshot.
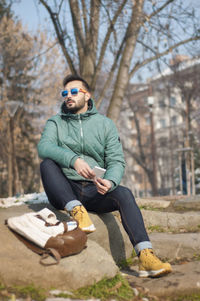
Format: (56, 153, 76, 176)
(74, 158, 95, 179)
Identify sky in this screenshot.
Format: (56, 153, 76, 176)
(11, 0, 152, 82)
(12, 0, 200, 83)
(12, 0, 50, 33)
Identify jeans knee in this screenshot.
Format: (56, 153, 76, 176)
(117, 186, 134, 200)
(40, 158, 55, 172)
(111, 186, 136, 207)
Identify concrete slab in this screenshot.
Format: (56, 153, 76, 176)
(174, 195, 200, 210)
(136, 198, 170, 209)
(142, 209, 200, 231)
(150, 232, 200, 260)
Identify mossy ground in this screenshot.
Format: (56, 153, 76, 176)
(1, 198, 200, 300)
(0, 282, 46, 301)
(71, 274, 134, 300)
(0, 274, 135, 301)
(1, 274, 200, 301)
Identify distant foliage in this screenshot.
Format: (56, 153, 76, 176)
(0, 11, 65, 197)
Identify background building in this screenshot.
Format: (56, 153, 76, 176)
(119, 55, 200, 196)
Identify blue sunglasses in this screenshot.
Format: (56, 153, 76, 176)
(61, 87, 87, 98)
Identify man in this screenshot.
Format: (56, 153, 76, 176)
(37, 74, 172, 278)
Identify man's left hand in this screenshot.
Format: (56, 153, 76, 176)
(93, 178, 112, 195)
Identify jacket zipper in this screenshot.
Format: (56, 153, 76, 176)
(78, 115, 84, 158)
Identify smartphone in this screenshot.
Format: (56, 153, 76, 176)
(93, 166, 106, 178)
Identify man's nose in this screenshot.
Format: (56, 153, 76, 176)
(68, 91, 75, 98)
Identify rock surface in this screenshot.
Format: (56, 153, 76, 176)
(136, 197, 171, 209)
(1, 195, 200, 299)
(142, 209, 200, 231)
(0, 203, 131, 290)
(124, 261, 200, 297)
(174, 195, 200, 210)
(150, 232, 200, 260)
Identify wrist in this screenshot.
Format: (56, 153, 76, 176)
(71, 155, 80, 168)
(107, 180, 114, 190)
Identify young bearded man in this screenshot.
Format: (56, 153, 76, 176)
(37, 74, 172, 278)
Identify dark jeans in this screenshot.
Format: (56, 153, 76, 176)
(40, 158, 150, 251)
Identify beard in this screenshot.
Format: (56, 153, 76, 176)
(65, 98, 86, 114)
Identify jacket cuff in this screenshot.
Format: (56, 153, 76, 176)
(70, 155, 80, 168)
(108, 180, 116, 192)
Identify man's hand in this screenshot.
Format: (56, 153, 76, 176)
(93, 178, 112, 195)
(74, 158, 95, 179)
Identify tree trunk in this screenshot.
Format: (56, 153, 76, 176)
(13, 131, 20, 195)
(149, 107, 158, 195)
(107, 0, 144, 122)
(7, 118, 13, 196)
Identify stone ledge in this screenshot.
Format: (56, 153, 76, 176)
(142, 209, 200, 231)
(0, 204, 131, 290)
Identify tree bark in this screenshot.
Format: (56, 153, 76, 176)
(12, 126, 20, 195)
(7, 118, 13, 196)
(106, 0, 145, 122)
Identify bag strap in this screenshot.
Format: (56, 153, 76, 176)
(40, 248, 61, 266)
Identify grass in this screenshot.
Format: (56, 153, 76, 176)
(14, 199, 20, 203)
(13, 284, 46, 301)
(117, 249, 137, 269)
(0, 283, 47, 301)
(139, 205, 161, 211)
(72, 273, 134, 300)
(147, 225, 165, 232)
(193, 252, 200, 261)
(171, 293, 200, 301)
(2, 276, 200, 301)
(118, 256, 136, 269)
(0, 274, 135, 301)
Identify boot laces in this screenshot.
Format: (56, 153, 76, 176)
(145, 249, 162, 263)
(72, 206, 84, 219)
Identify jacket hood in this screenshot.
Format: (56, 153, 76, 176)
(59, 98, 98, 119)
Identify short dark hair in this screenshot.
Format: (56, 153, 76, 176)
(63, 74, 90, 91)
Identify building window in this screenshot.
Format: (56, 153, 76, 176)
(159, 119, 166, 128)
(159, 137, 167, 147)
(158, 82, 165, 90)
(159, 99, 165, 108)
(170, 96, 176, 107)
(145, 116, 150, 125)
(171, 115, 177, 125)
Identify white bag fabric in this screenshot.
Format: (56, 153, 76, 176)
(7, 208, 77, 248)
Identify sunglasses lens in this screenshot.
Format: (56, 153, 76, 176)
(71, 88, 79, 95)
(61, 90, 68, 97)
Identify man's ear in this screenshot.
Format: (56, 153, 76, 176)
(85, 92, 91, 101)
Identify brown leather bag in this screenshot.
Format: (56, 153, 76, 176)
(42, 226, 88, 265)
(6, 209, 87, 265)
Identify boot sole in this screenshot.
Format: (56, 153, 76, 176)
(81, 224, 96, 234)
(139, 268, 172, 278)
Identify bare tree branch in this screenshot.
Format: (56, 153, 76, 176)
(148, 0, 175, 19)
(69, 0, 85, 72)
(92, 0, 128, 91)
(39, 0, 200, 121)
(39, 0, 77, 74)
(96, 34, 126, 108)
(129, 36, 200, 79)
(88, 0, 100, 66)
(81, 0, 88, 34)
(107, 0, 145, 121)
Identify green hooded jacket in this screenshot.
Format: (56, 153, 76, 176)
(37, 99, 125, 191)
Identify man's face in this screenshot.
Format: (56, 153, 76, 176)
(63, 80, 90, 114)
